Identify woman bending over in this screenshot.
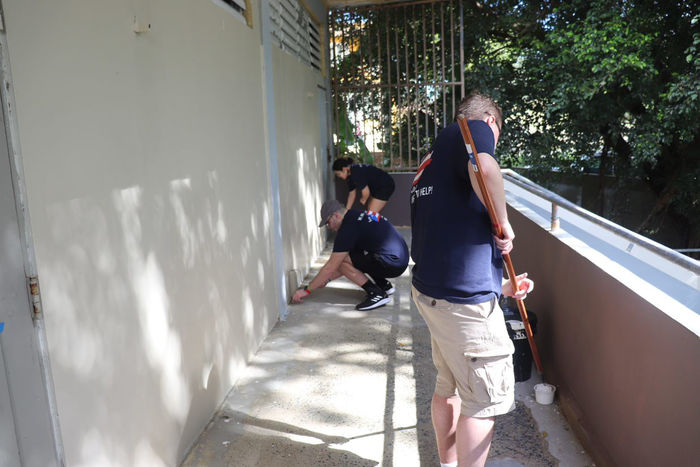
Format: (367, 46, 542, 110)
(333, 157, 395, 213)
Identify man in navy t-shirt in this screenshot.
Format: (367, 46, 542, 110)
(410, 92, 534, 467)
(292, 199, 409, 311)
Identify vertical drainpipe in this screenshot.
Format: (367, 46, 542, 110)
(259, 0, 289, 320)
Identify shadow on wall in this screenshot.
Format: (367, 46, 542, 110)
(279, 145, 324, 296)
(37, 169, 279, 465)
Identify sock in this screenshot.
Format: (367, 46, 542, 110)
(370, 275, 390, 288)
(440, 462, 457, 467)
(361, 280, 384, 296)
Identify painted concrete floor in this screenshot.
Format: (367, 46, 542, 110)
(182, 230, 594, 467)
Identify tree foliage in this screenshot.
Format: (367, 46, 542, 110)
(330, 0, 699, 248)
(474, 0, 699, 247)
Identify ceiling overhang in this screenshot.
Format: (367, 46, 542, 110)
(324, 0, 418, 10)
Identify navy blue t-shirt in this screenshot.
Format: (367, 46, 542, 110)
(333, 209, 409, 267)
(410, 120, 503, 304)
(347, 164, 393, 192)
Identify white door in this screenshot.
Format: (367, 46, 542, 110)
(0, 103, 24, 467)
(0, 336, 20, 466)
(0, 78, 60, 465)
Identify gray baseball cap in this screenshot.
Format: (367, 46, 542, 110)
(318, 199, 344, 227)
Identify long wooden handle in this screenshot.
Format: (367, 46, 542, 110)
(456, 116, 543, 374)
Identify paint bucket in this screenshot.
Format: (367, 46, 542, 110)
(534, 383, 556, 405)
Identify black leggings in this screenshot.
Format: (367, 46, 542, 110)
(369, 178, 395, 201)
(349, 250, 406, 281)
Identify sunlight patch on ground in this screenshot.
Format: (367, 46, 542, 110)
(334, 309, 368, 320)
(227, 357, 244, 387)
(326, 280, 360, 291)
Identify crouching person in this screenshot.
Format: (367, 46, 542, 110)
(292, 200, 408, 311)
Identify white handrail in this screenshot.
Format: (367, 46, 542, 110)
(501, 169, 700, 274)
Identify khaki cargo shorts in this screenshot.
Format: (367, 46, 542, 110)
(412, 285, 515, 418)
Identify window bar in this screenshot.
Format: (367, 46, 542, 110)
(395, 8, 403, 167)
(369, 12, 375, 165)
(385, 8, 393, 169)
(374, 9, 381, 167)
(335, 10, 342, 151)
(422, 4, 429, 159)
(370, 10, 377, 166)
(403, 6, 411, 169)
(342, 10, 351, 151)
(440, 1, 447, 129)
(358, 10, 367, 162)
(459, 0, 465, 99)
(413, 4, 420, 168)
(352, 9, 358, 148)
(432, 2, 438, 139)
(348, 9, 356, 153)
(450, 0, 456, 122)
(331, 11, 339, 156)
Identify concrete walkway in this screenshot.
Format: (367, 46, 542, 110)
(182, 230, 593, 466)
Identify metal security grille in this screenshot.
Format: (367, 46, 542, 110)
(330, 0, 466, 171)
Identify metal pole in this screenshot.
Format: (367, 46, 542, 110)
(440, 1, 447, 128)
(450, 0, 456, 119)
(385, 8, 393, 168)
(422, 5, 429, 157)
(551, 203, 560, 231)
(404, 7, 411, 168)
(459, 0, 465, 99)
(395, 10, 403, 167)
(412, 4, 419, 168)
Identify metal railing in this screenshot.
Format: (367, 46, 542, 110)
(502, 169, 700, 274)
(330, 0, 467, 170)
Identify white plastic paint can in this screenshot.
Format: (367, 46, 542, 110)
(534, 383, 556, 405)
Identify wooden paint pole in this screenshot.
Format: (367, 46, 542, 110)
(456, 116, 543, 373)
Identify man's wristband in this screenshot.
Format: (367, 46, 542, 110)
(303, 285, 312, 295)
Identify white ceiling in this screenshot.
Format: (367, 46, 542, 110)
(323, 0, 416, 10)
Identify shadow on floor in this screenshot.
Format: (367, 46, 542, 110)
(181, 229, 569, 466)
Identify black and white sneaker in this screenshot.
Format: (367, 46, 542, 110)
(379, 280, 395, 295)
(356, 292, 390, 311)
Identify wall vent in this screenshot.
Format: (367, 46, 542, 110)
(270, 0, 321, 71)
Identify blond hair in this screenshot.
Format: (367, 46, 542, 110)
(455, 92, 503, 129)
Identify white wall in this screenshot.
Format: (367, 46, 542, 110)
(273, 47, 326, 293)
(2, 0, 326, 465)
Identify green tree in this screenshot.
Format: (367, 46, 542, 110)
(474, 0, 699, 248)
(330, 0, 699, 249)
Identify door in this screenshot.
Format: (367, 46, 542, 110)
(0, 69, 60, 466)
(0, 334, 20, 466)
(0, 101, 25, 466)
